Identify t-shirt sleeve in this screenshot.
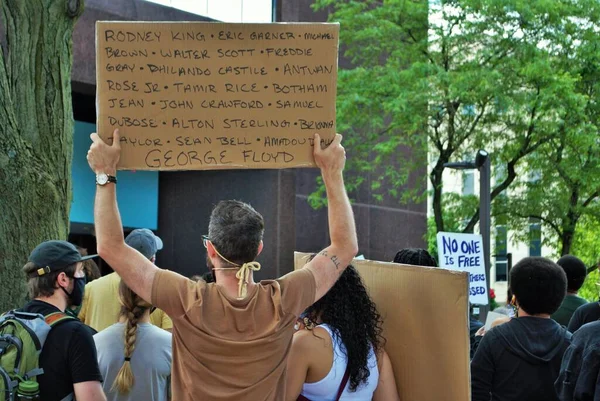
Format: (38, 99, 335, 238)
(277, 268, 316, 317)
(151, 269, 205, 320)
(67, 323, 103, 384)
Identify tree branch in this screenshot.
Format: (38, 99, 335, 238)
(514, 212, 562, 238)
(405, 28, 435, 65)
(455, 101, 489, 149)
(428, 125, 444, 152)
(462, 95, 547, 233)
(583, 189, 600, 208)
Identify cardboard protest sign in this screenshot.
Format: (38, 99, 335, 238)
(96, 22, 339, 171)
(294, 252, 470, 401)
(437, 231, 488, 305)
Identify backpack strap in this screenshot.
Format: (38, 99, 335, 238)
(22, 312, 77, 380)
(44, 312, 76, 328)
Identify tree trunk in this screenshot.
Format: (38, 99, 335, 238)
(430, 157, 447, 233)
(560, 187, 580, 256)
(0, 0, 83, 312)
(561, 227, 576, 256)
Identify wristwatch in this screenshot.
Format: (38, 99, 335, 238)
(96, 173, 117, 186)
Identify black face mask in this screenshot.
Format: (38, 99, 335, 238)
(61, 276, 86, 307)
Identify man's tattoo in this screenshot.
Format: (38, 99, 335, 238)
(330, 255, 341, 270)
(318, 250, 341, 271)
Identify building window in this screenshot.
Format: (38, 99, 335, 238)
(495, 225, 508, 281)
(462, 170, 475, 196)
(529, 219, 542, 257)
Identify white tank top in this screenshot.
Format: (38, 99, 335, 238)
(300, 324, 379, 400)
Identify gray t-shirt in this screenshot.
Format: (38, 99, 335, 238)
(94, 322, 172, 401)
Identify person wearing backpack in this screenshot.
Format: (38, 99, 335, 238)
(2, 240, 106, 401)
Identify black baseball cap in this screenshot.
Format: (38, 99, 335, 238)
(28, 240, 97, 276)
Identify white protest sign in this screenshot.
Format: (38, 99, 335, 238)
(437, 232, 488, 305)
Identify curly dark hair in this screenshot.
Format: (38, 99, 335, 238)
(303, 263, 384, 392)
(556, 255, 587, 292)
(510, 257, 567, 315)
(393, 248, 437, 267)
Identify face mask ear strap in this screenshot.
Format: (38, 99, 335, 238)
(60, 285, 72, 297)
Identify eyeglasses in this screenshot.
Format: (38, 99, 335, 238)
(202, 235, 210, 248)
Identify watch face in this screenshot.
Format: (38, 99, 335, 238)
(97, 173, 109, 185)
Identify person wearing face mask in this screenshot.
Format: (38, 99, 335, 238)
(20, 240, 106, 401)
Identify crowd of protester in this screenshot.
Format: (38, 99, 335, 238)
(4, 129, 600, 401)
(469, 252, 600, 401)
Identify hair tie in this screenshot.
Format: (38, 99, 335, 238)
(124, 357, 131, 362)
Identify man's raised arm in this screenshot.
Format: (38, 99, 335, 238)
(87, 129, 158, 302)
(305, 133, 358, 302)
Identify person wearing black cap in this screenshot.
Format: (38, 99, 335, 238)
(551, 255, 588, 326)
(20, 240, 106, 401)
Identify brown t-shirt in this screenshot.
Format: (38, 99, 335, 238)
(151, 267, 316, 401)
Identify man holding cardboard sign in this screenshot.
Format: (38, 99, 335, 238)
(87, 128, 358, 401)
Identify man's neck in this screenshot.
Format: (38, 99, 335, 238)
(212, 262, 256, 299)
(567, 290, 578, 295)
(518, 308, 550, 318)
(34, 293, 67, 312)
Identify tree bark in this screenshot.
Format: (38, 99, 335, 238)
(0, 0, 83, 311)
(561, 226, 576, 256)
(560, 187, 580, 256)
(430, 153, 449, 233)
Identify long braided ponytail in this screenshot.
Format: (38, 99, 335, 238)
(111, 279, 151, 394)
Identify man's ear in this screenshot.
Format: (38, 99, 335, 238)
(206, 241, 218, 258)
(56, 271, 70, 289)
(256, 240, 264, 257)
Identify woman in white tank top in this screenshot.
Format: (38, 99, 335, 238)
(286, 264, 400, 401)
